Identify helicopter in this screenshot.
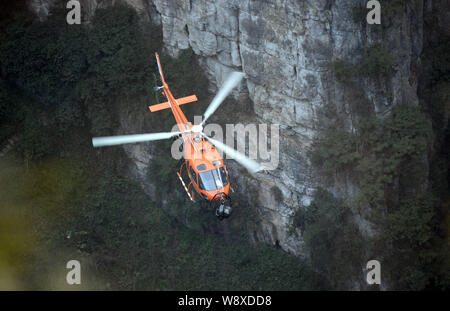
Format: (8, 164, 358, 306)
(92, 52, 262, 220)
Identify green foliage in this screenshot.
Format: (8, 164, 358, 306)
(230, 193, 261, 239)
(292, 189, 365, 289)
(419, 6, 450, 289)
(386, 104, 431, 158)
(383, 0, 421, 21)
(374, 192, 439, 290)
(71, 170, 327, 290)
(0, 0, 29, 30)
(1, 10, 86, 106)
(15, 108, 56, 161)
(0, 79, 19, 123)
(310, 129, 361, 175)
(312, 105, 431, 210)
(310, 104, 439, 289)
(383, 193, 435, 248)
(0, 4, 163, 139)
(361, 44, 395, 77)
(0, 151, 326, 290)
(421, 41, 450, 86)
(438, 206, 450, 289)
(271, 186, 283, 202)
(383, 0, 405, 20)
(352, 5, 367, 24)
(332, 45, 394, 83)
(0, 79, 26, 144)
(86, 4, 156, 97)
(356, 105, 431, 210)
(81, 5, 161, 135)
(148, 144, 180, 194)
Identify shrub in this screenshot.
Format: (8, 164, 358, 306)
(375, 192, 438, 290)
(310, 129, 360, 175)
(294, 188, 365, 289)
(422, 41, 450, 86)
(271, 186, 283, 202)
(383, 0, 405, 20)
(310, 104, 437, 289)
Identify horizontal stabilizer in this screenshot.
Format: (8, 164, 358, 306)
(149, 95, 198, 112)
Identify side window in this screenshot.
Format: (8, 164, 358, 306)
(190, 166, 197, 184)
(199, 174, 205, 190)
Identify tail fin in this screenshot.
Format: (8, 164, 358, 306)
(155, 52, 166, 84)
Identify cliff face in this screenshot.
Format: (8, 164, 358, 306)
(29, 0, 424, 272)
(29, 0, 57, 20)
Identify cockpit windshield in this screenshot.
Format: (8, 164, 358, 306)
(199, 167, 228, 191)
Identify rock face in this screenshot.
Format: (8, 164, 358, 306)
(146, 0, 423, 257)
(28, 0, 424, 279)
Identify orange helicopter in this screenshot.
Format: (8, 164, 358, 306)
(92, 53, 262, 220)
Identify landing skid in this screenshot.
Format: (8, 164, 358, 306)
(176, 161, 195, 202)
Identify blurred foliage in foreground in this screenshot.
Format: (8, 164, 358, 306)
(303, 12, 450, 288)
(0, 154, 327, 290)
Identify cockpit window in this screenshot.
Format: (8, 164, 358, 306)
(197, 164, 207, 171)
(199, 167, 228, 191)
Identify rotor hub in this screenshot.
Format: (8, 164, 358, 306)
(191, 124, 203, 134)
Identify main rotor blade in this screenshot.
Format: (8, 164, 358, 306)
(92, 131, 184, 147)
(202, 134, 262, 174)
(201, 72, 244, 126)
